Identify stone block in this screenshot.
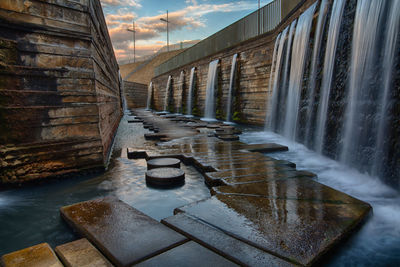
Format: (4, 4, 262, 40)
(60, 197, 188, 267)
(1, 243, 63, 267)
(55, 238, 113, 267)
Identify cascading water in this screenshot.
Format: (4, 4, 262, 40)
(314, 0, 346, 153)
(177, 71, 185, 114)
(186, 67, 195, 116)
(340, 0, 397, 180)
(304, 0, 329, 145)
(265, 0, 399, 188)
(272, 19, 297, 133)
(146, 82, 152, 110)
(373, 0, 400, 177)
(163, 75, 171, 112)
(266, 27, 287, 129)
(203, 59, 219, 120)
(226, 54, 238, 122)
(282, 2, 316, 140)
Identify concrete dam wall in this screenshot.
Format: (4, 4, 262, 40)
(0, 0, 123, 184)
(151, 0, 314, 124)
(150, 0, 400, 189)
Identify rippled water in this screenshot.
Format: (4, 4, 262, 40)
(0, 115, 210, 255)
(240, 131, 400, 266)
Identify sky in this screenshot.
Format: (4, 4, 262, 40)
(101, 0, 273, 62)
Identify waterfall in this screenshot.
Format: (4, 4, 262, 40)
(304, 0, 329, 145)
(314, 0, 346, 153)
(186, 67, 195, 116)
(274, 19, 297, 133)
(266, 27, 288, 129)
(226, 54, 238, 122)
(373, 0, 400, 176)
(163, 75, 172, 112)
(265, 0, 399, 187)
(340, 0, 387, 166)
(282, 2, 317, 140)
(146, 82, 152, 110)
(203, 59, 219, 120)
(178, 71, 184, 114)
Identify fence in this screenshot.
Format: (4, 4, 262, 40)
(155, 0, 302, 76)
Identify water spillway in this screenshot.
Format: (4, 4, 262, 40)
(226, 54, 238, 122)
(266, 0, 400, 188)
(178, 71, 185, 114)
(146, 82, 153, 110)
(186, 67, 196, 116)
(203, 59, 219, 120)
(163, 75, 172, 112)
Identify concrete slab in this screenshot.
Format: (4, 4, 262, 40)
(55, 238, 113, 267)
(136, 241, 238, 267)
(60, 197, 188, 267)
(211, 178, 367, 205)
(144, 133, 167, 140)
(162, 214, 295, 266)
(241, 143, 289, 153)
(175, 195, 371, 266)
(1, 243, 63, 267)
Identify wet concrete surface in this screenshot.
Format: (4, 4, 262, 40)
(147, 158, 181, 170)
(175, 195, 370, 266)
(145, 167, 185, 186)
(55, 238, 113, 267)
(1, 109, 373, 266)
(1, 243, 63, 267)
(60, 197, 188, 267)
(162, 213, 295, 267)
(135, 241, 238, 267)
(131, 109, 372, 266)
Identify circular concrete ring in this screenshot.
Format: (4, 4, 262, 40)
(147, 158, 181, 170)
(145, 167, 185, 186)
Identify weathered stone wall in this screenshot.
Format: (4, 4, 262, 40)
(124, 81, 147, 109)
(151, 0, 315, 125)
(0, 0, 122, 184)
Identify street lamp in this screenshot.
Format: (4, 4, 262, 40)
(160, 10, 169, 52)
(127, 20, 136, 62)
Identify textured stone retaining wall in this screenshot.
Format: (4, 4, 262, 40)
(151, 0, 315, 125)
(0, 0, 122, 184)
(124, 81, 147, 109)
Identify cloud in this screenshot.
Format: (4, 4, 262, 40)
(104, 1, 258, 61)
(101, 0, 141, 8)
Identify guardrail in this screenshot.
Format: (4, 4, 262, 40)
(154, 0, 302, 76)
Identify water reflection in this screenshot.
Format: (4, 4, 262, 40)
(0, 116, 210, 255)
(240, 131, 400, 266)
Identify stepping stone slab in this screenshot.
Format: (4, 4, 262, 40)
(127, 149, 147, 159)
(162, 214, 294, 267)
(242, 143, 288, 153)
(206, 124, 221, 129)
(146, 167, 185, 186)
(217, 135, 239, 141)
(147, 157, 181, 170)
(175, 195, 371, 266)
(144, 133, 167, 140)
(60, 197, 188, 267)
(136, 241, 238, 267)
(1, 243, 63, 267)
(128, 119, 143, 123)
(55, 238, 113, 267)
(211, 178, 367, 205)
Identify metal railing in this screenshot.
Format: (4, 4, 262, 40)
(155, 0, 301, 76)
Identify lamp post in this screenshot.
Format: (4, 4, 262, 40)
(160, 10, 169, 52)
(127, 20, 136, 62)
